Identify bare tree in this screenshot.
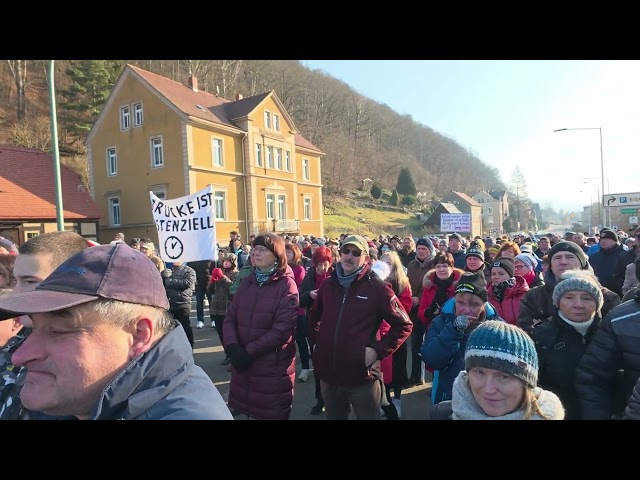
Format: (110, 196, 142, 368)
(6, 60, 30, 120)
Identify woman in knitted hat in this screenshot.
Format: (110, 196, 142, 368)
(431, 321, 564, 420)
(421, 271, 502, 405)
(207, 252, 239, 365)
(532, 270, 604, 420)
(487, 257, 529, 325)
(514, 253, 544, 288)
(223, 233, 299, 420)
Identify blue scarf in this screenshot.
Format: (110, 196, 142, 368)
(255, 266, 277, 286)
(336, 262, 365, 289)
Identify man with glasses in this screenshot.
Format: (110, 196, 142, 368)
(308, 235, 413, 420)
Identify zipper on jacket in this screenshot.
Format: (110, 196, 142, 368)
(332, 289, 349, 372)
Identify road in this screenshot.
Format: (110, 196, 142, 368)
(189, 302, 433, 420)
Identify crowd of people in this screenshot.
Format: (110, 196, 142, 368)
(1, 224, 640, 420)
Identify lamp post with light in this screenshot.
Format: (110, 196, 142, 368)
(553, 127, 606, 228)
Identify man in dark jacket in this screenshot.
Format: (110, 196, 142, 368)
(517, 241, 620, 335)
(0, 244, 232, 420)
(308, 235, 413, 420)
(162, 261, 196, 347)
(188, 259, 214, 329)
(589, 228, 626, 297)
(575, 291, 640, 419)
(447, 233, 467, 270)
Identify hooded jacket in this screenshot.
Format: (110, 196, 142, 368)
(91, 324, 233, 420)
(486, 275, 530, 325)
(421, 297, 500, 404)
(417, 267, 464, 329)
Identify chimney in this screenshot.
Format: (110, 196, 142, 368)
(188, 75, 198, 93)
(235, 93, 243, 101)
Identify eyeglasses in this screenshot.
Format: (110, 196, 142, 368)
(340, 246, 363, 257)
(514, 265, 528, 270)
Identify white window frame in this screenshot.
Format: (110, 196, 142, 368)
(302, 158, 310, 180)
(285, 150, 291, 172)
(266, 194, 275, 220)
(277, 194, 286, 220)
(214, 190, 227, 220)
(275, 148, 282, 170)
(303, 197, 311, 220)
(133, 102, 143, 127)
(273, 113, 280, 131)
(106, 147, 117, 176)
(212, 137, 223, 167)
(264, 111, 271, 129)
(267, 146, 273, 169)
(150, 136, 164, 168)
(108, 195, 121, 227)
(256, 143, 263, 167)
(151, 186, 167, 200)
(120, 105, 130, 130)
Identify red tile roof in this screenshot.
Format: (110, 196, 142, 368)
(0, 145, 103, 220)
(127, 65, 323, 154)
(451, 190, 481, 207)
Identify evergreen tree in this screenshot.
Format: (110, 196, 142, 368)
(370, 183, 382, 199)
(396, 167, 417, 196)
(59, 60, 122, 135)
(390, 189, 399, 206)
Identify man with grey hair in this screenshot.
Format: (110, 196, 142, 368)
(0, 243, 233, 420)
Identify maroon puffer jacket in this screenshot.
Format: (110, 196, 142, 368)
(308, 263, 413, 387)
(222, 265, 299, 420)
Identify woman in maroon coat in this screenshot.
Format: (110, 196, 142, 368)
(223, 233, 299, 420)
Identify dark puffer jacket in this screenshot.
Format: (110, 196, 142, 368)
(517, 265, 621, 335)
(222, 265, 299, 420)
(624, 375, 640, 420)
(162, 264, 196, 310)
(533, 312, 601, 420)
(574, 294, 640, 419)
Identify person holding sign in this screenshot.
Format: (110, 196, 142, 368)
(222, 233, 299, 420)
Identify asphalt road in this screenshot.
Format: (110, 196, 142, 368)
(189, 302, 433, 420)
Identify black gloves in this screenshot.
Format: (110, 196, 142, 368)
(226, 343, 252, 372)
(452, 315, 470, 333)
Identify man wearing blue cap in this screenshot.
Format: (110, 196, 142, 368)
(0, 243, 233, 420)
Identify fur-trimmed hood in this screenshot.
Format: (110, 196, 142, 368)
(422, 267, 465, 289)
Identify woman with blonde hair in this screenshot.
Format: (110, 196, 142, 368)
(496, 241, 520, 258)
(376, 249, 413, 417)
(431, 321, 565, 420)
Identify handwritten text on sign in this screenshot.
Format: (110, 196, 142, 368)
(150, 184, 217, 263)
(440, 213, 471, 232)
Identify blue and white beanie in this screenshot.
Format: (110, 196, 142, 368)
(464, 320, 538, 388)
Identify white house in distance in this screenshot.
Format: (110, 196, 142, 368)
(473, 190, 509, 236)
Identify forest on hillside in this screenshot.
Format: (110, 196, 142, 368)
(0, 60, 507, 199)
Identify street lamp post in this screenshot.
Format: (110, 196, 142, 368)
(554, 127, 606, 228)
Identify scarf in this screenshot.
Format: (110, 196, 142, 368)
(521, 270, 536, 286)
(315, 270, 330, 290)
(336, 262, 365, 289)
(558, 311, 595, 337)
(492, 277, 515, 303)
(426, 273, 455, 320)
(451, 371, 565, 420)
(255, 265, 277, 286)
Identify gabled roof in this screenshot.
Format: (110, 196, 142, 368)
(120, 65, 322, 154)
(448, 190, 481, 207)
(439, 202, 463, 214)
(489, 190, 507, 201)
(423, 202, 462, 226)
(0, 145, 102, 220)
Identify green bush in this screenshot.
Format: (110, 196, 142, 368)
(370, 184, 382, 199)
(390, 189, 399, 206)
(401, 195, 416, 206)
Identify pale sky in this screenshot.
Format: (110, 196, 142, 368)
(301, 60, 636, 212)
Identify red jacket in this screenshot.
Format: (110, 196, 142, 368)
(289, 263, 307, 316)
(487, 275, 530, 325)
(417, 268, 464, 331)
(222, 265, 299, 420)
(309, 263, 413, 387)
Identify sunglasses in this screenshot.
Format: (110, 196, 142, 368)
(340, 246, 363, 257)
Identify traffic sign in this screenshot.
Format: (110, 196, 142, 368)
(621, 208, 639, 214)
(604, 192, 640, 207)
(630, 216, 639, 224)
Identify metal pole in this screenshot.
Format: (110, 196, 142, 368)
(599, 127, 606, 228)
(48, 60, 65, 231)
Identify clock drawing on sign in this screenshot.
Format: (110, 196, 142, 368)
(164, 236, 184, 260)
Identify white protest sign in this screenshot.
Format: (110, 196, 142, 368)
(150, 184, 216, 263)
(440, 213, 471, 232)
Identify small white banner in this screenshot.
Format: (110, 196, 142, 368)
(441, 213, 471, 232)
(150, 184, 216, 263)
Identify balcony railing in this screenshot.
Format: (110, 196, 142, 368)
(272, 219, 300, 233)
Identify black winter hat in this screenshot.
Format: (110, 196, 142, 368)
(490, 256, 515, 278)
(599, 228, 619, 243)
(455, 271, 487, 302)
(415, 236, 435, 252)
(548, 241, 588, 269)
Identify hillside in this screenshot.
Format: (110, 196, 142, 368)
(323, 195, 425, 238)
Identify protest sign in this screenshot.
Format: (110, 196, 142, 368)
(150, 184, 216, 263)
(440, 213, 471, 232)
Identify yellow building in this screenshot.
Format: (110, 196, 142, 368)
(86, 64, 324, 245)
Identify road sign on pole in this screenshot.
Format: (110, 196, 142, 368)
(621, 208, 639, 214)
(604, 192, 640, 208)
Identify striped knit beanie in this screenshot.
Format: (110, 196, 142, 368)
(464, 320, 538, 388)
